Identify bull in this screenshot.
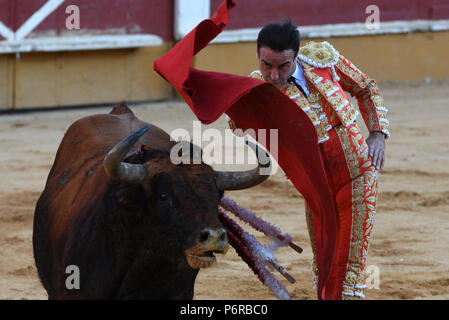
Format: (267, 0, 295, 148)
(32, 103, 269, 299)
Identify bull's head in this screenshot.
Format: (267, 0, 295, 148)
(103, 126, 270, 270)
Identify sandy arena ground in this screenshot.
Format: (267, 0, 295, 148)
(0, 80, 448, 300)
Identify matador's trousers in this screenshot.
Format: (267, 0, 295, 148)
(305, 123, 378, 300)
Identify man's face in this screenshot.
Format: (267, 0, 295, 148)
(258, 46, 297, 88)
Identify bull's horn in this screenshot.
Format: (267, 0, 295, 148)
(216, 140, 271, 191)
(104, 126, 150, 184)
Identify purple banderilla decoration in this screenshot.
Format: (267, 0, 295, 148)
(219, 196, 303, 299)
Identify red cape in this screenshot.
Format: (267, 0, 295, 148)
(154, 0, 338, 300)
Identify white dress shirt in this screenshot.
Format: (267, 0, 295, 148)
(289, 60, 309, 97)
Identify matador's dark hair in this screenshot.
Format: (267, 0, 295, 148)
(257, 19, 300, 56)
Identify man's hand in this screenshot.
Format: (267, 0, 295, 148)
(366, 131, 386, 170)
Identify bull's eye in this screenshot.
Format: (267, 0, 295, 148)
(159, 194, 168, 201)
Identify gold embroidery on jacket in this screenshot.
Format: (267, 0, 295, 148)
(297, 46, 390, 138)
(283, 83, 329, 143)
(335, 55, 390, 138)
(303, 65, 359, 128)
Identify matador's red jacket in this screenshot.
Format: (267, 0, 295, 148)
(246, 41, 390, 144)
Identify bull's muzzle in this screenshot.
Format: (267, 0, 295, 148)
(185, 227, 229, 269)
